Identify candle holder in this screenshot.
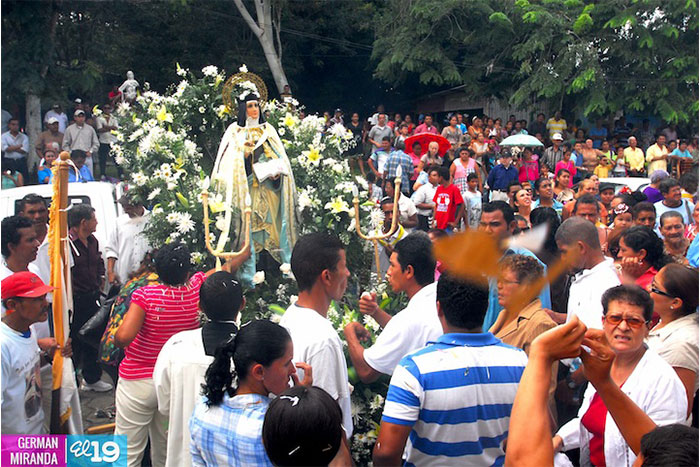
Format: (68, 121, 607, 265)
(202, 182, 252, 269)
(352, 166, 402, 278)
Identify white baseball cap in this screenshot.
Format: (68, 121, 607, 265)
(552, 132, 563, 141)
(47, 117, 59, 124)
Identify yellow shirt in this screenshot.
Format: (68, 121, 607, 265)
(594, 162, 612, 178)
(624, 147, 645, 171)
(646, 144, 669, 173)
(546, 118, 567, 139)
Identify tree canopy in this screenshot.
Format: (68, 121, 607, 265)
(2, 0, 390, 116)
(2, 0, 697, 124)
(371, 0, 699, 123)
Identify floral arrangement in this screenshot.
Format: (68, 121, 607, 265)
(112, 65, 407, 464)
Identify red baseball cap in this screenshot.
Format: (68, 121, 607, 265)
(1, 272, 54, 300)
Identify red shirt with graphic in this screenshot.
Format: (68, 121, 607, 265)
(433, 184, 464, 229)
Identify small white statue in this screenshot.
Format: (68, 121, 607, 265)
(118, 70, 140, 103)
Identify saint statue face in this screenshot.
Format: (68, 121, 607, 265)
(246, 101, 260, 120)
(127, 70, 134, 80)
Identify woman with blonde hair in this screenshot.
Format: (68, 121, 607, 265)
(417, 141, 443, 173)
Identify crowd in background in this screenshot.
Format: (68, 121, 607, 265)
(2, 95, 121, 188)
(1, 100, 699, 467)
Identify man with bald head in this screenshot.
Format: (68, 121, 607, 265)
(624, 136, 646, 177)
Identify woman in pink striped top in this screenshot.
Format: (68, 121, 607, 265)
(114, 242, 246, 467)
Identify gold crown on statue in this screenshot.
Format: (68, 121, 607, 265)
(222, 69, 268, 112)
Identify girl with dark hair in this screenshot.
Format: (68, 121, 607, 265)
(532, 178, 564, 217)
(647, 264, 699, 421)
(618, 226, 672, 291)
(553, 168, 575, 205)
(114, 243, 244, 467)
(530, 207, 561, 264)
(610, 203, 633, 230)
(263, 386, 351, 466)
(513, 189, 533, 226)
(190, 320, 311, 466)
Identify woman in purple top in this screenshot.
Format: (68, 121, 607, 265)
(643, 170, 669, 204)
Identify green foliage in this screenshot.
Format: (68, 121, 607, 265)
(372, 0, 524, 101)
(3, 0, 392, 117)
(1, 0, 58, 97)
(489, 12, 512, 29)
(371, 0, 699, 124)
(573, 13, 593, 34)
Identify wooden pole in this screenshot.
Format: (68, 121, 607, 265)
(49, 151, 70, 434)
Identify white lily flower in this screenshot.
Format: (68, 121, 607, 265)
(252, 271, 266, 285)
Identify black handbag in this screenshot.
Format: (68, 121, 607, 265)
(78, 285, 120, 349)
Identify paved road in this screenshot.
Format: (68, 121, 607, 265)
(79, 374, 117, 431)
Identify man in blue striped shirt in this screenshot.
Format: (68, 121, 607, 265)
(373, 273, 527, 466)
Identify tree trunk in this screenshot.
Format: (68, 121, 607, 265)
(25, 93, 42, 175)
(231, 0, 289, 96)
(258, 32, 289, 95)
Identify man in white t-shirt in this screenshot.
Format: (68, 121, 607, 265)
(553, 217, 621, 329)
(1, 271, 65, 434)
(344, 233, 442, 383)
(280, 233, 353, 437)
(94, 103, 120, 179)
(1, 214, 78, 432)
(154, 271, 243, 467)
(105, 196, 151, 287)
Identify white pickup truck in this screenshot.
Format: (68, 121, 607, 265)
(0, 181, 125, 256)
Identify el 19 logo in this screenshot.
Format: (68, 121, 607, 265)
(67, 435, 126, 466)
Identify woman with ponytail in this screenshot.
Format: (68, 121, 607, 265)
(189, 320, 312, 466)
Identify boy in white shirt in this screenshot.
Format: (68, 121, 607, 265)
(411, 166, 439, 231)
(280, 233, 353, 437)
(463, 173, 483, 230)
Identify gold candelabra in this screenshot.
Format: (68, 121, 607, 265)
(202, 178, 252, 269)
(352, 166, 402, 279)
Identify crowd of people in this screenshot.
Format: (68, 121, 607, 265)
(1, 104, 699, 467)
(2, 98, 120, 187)
(326, 107, 697, 185)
